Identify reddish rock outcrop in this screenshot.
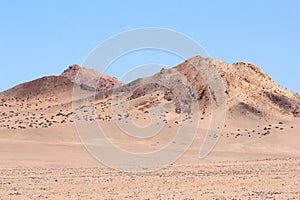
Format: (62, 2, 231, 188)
(61, 64, 122, 92)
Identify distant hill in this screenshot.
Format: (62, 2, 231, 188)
(0, 64, 122, 100)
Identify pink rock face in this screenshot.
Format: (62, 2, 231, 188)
(60, 64, 122, 92)
(96, 76, 121, 92)
(60, 64, 81, 81)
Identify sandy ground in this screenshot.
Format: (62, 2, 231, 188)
(0, 158, 299, 200)
(0, 117, 299, 199)
(0, 93, 299, 199)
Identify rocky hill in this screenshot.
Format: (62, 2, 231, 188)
(0, 64, 122, 100)
(61, 64, 122, 92)
(110, 56, 300, 121)
(0, 76, 73, 99)
(0, 56, 299, 131)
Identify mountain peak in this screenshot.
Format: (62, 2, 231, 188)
(134, 55, 300, 119)
(232, 62, 272, 81)
(60, 64, 81, 80)
(60, 64, 122, 92)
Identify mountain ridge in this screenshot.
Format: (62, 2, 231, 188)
(105, 56, 300, 120)
(1, 56, 299, 123)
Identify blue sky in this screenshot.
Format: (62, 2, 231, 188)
(0, 0, 299, 93)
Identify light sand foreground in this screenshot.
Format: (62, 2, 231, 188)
(0, 117, 299, 199)
(0, 158, 299, 199)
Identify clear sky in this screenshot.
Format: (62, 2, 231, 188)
(0, 0, 299, 93)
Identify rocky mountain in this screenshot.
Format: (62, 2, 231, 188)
(61, 64, 122, 92)
(0, 56, 299, 132)
(110, 56, 300, 120)
(178, 56, 300, 119)
(0, 64, 122, 100)
(0, 76, 73, 99)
